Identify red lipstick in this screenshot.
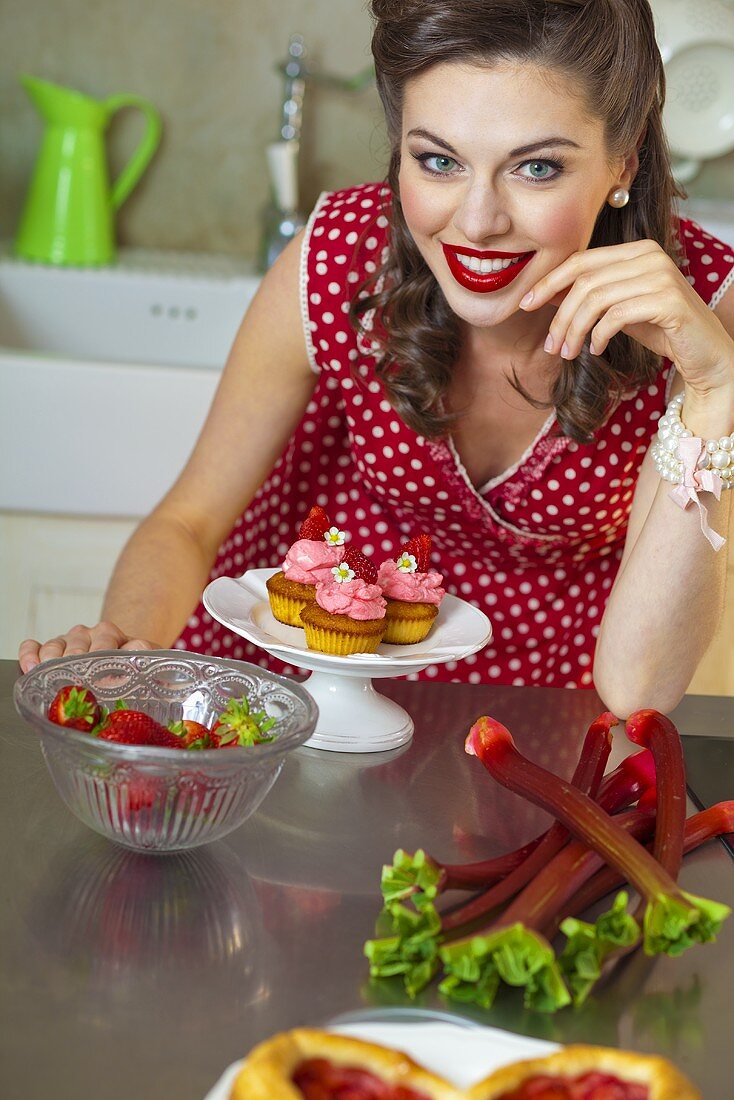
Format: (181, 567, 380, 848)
(441, 243, 534, 293)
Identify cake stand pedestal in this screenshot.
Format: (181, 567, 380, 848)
(294, 668, 413, 752)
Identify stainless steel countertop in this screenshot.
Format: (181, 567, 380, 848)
(1, 661, 732, 1099)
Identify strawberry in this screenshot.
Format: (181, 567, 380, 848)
(341, 545, 378, 585)
(47, 684, 102, 732)
(98, 709, 181, 748)
(168, 719, 212, 749)
(148, 722, 186, 749)
(298, 504, 331, 541)
(124, 772, 167, 812)
(400, 533, 432, 572)
(211, 697, 277, 748)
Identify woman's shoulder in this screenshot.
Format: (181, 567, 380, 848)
(300, 183, 393, 373)
(312, 180, 392, 218)
(674, 214, 734, 307)
(304, 181, 392, 282)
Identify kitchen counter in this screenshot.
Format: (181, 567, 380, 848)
(0, 659, 732, 1098)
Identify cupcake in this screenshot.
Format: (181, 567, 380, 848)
(266, 505, 347, 626)
(377, 534, 445, 644)
(300, 547, 387, 655)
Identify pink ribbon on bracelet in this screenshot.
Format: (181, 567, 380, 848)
(669, 436, 726, 551)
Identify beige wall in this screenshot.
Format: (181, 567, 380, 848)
(0, 0, 384, 257)
(2, 0, 733, 259)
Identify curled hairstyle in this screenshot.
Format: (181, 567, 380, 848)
(350, 0, 684, 443)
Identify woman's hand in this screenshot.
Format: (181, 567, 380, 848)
(18, 623, 161, 674)
(520, 239, 734, 398)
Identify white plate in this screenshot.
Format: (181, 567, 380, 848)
(203, 568, 491, 678)
(203, 568, 492, 754)
(203, 1021, 560, 1099)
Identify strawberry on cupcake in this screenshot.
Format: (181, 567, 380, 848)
(300, 546, 387, 655)
(377, 534, 446, 644)
(266, 505, 348, 626)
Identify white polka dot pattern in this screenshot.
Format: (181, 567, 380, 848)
(176, 187, 734, 688)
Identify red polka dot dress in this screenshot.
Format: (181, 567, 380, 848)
(176, 184, 734, 687)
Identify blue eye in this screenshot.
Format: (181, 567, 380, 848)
(413, 152, 459, 176)
(518, 159, 564, 182)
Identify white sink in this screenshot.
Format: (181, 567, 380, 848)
(0, 246, 260, 517)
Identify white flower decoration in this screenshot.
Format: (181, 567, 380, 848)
(332, 563, 355, 583)
(324, 526, 346, 547)
(396, 552, 418, 573)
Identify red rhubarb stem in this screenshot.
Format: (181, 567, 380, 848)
(625, 710, 686, 880)
(544, 801, 734, 938)
(465, 717, 687, 905)
(443, 713, 617, 931)
(443, 742, 651, 891)
(445, 809, 655, 948)
(500, 809, 656, 935)
(441, 838, 542, 891)
(595, 748, 656, 810)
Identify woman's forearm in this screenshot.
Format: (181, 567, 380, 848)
(101, 510, 215, 647)
(594, 390, 734, 716)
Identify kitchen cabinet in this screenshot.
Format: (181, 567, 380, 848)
(0, 511, 137, 657)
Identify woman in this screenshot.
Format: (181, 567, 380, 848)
(19, 0, 734, 716)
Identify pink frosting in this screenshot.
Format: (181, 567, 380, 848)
(377, 560, 446, 605)
(282, 540, 344, 584)
(315, 578, 386, 621)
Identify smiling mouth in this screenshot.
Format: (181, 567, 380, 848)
(441, 243, 535, 293)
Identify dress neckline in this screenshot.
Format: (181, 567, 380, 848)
(447, 408, 558, 497)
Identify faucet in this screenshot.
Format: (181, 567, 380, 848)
(257, 35, 376, 272)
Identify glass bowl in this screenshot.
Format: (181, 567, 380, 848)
(14, 650, 318, 853)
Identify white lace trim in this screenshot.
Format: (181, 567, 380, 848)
(299, 189, 331, 375)
(445, 430, 564, 543)
(474, 409, 557, 495)
(709, 262, 734, 312)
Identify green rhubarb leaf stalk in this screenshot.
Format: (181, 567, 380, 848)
(559, 891, 641, 1006)
(364, 893, 442, 997)
(643, 890, 731, 957)
(439, 924, 571, 1014)
(380, 849, 442, 906)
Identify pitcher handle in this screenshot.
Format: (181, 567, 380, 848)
(104, 94, 163, 210)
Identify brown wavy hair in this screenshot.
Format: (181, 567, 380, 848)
(349, 0, 685, 443)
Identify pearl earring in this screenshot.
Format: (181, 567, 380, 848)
(608, 187, 630, 209)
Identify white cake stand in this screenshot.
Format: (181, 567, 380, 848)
(203, 568, 492, 754)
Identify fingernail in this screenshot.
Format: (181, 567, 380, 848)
(520, 291, 534, 308)
(589, 341, 598, 355)
(561, 342, 571, 359)
(544, 333, 555, 353)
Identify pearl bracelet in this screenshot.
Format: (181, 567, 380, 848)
(651, 392, 734, 489)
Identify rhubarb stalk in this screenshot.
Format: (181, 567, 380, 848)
(441, 713, 616, 932)
(554, 801, 734, 936)
(557, 801, 734, 1004)
(379, 746, 654, 905)
(465, 716, 730, 957)
(439, 809, 654, 1012)
(625, 710, 686, 879)
(368, 714, 616, 995)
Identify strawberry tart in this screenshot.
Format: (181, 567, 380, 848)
(300, 547, 387, 655)
(266, 506, 347, 627)
(377, 534, 446, 644)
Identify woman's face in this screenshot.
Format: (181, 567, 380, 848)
(398, 61, 629, 333)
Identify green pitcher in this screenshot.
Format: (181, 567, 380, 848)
(15, 75, 162, 266)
